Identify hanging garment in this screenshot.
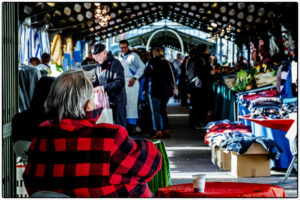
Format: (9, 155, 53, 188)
(50, 34, 63, 66)
(18, 65, 41, 112)
(276, 61, 291, 94)
(280, 67, 293, 98)
(269, 35, 279, 56)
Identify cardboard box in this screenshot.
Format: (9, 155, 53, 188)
(217, 149, 231, 170)
(211, 146, 219, 165)
(231, 143, 270, 177)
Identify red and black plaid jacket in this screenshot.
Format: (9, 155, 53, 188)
(23, 115, 162, 197)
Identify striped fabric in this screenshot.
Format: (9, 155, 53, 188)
(18, 24, 50, 65)
(23, 116, 162, 197)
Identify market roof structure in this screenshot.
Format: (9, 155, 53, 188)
(126, 26, 211, 52)
(19, 2, 297, 43)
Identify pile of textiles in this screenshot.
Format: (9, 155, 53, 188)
(204, 120, 252, 145)
(236, 89, 278, 108)
(249, 97, 282, 119)
(279, 97, 298, 119)
(220, 135, 282, 160)
(205, 120, 282, 159)
(237, 89, 297, 119)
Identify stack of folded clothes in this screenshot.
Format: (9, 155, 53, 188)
(279, 98, 298, 119)
(237, 89, 297, 120)
(204, 120, 252, 145)
(249, 97, 282, 119)
(236, 89, 278, 108)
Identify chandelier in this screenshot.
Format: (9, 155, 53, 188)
(94, 3, 111, 27)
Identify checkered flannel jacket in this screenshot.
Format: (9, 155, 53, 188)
(23, 117, 162, 197)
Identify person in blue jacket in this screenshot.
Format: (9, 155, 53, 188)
(91, 43, 126, 127)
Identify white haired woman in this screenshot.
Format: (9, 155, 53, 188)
(23, 70, 162, 198)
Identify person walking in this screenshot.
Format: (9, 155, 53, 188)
(118, 40, 146, 135)
(91, 43, 126, 127)
(144, 47, 176, 138)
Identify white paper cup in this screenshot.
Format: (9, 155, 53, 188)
(192, 174, 206, 193)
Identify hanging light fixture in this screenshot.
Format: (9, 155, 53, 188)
(94, 4, 111, 27)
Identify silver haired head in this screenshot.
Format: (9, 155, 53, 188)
(45, 70, 93, 122)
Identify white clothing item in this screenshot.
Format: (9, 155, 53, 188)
(118, 58, 139, 119)
(121, 52, 146, 80)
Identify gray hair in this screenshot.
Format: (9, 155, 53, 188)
(45, 70, 93, 122)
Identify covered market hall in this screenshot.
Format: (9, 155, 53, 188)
(2, 1, 298, 198)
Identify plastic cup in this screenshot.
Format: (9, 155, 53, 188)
(192, 174, 206, 193)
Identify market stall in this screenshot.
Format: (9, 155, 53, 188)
(238, 96, 297, 169)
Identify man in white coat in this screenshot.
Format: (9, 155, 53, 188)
(119, 40, 146, 135)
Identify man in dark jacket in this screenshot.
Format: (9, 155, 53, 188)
(91, 43, 126, 127)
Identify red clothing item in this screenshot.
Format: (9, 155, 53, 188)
(241, 90, 278, 102)
(204, 124, 252, 144)
(23, 117, 162, 197)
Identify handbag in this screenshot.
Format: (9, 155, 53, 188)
(187, 60, 202, 89)
(96, 107, 113, 124)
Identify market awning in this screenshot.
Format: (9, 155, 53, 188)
(19, 2, 297, 43)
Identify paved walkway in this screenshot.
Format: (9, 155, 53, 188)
(155, 104, 298, 197)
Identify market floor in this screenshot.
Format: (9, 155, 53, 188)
(155, 103, 298, 198)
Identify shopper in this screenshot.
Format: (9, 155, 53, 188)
(91, 43, 126, 127)
(118, 40, 146, 135)
(187, 44, 213, 129)
(144, 47, 176, 138)
(36, 53, 51, 76)
(178, 56, 189, 106)
(172, 53, 183, 82)
(18, 64, 42, 112)
(23, 70, 162, 198)
(29, 57, 41, 66)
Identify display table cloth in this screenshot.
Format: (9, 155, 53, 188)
(240, 114, 295, 132)
(240, 114, 294, 168)
(157, 182, 285, 198)
(148, 140, 171, 195)
(238, 104, 251, 126)
(250, 122, 293, 168)
(212, 83, 236, 121)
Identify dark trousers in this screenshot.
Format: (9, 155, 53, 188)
(151, 97, 170, 131)
(190, 87, 206, 125)
(112, 103, 126, 128)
